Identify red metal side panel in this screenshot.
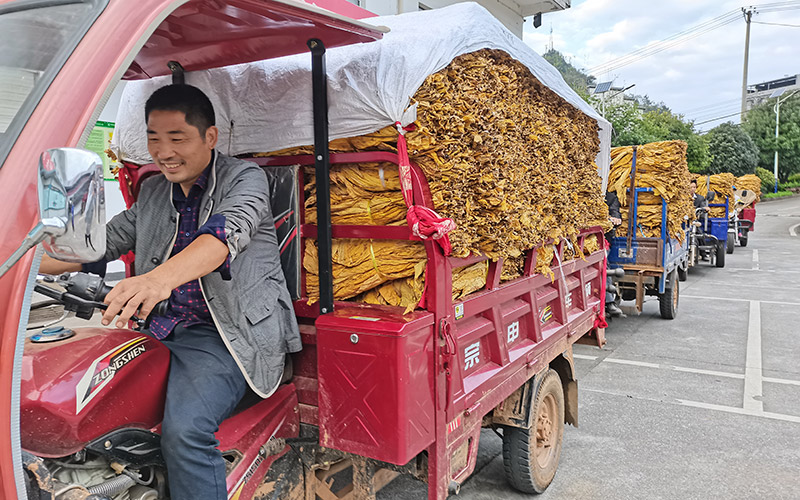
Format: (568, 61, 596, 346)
(315, 306, 436, 465)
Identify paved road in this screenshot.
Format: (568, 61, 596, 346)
(381, 196, 800, 500)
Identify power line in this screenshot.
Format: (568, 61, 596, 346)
(587, 2, 800, 76)
(679, 97, 743, 115)
(753, 20, 800, 26)
(588, 10, 741, 75)
(694, 111, 748, 126)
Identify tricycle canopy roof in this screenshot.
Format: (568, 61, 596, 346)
(123, 0, 387, 80)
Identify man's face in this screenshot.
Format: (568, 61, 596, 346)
(146, 110, 218, 194)
(689, 183, 697, 196)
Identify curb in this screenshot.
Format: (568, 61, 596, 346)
(758, 193, 800, 203)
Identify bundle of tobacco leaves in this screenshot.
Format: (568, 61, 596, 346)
(736, 174, 762, 202)
(608, 141, 693, 242)
(277, 49, 608, 308)
(694, 173, 736, 218)
(303, 239, 427, 305)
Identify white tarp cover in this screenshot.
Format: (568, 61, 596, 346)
(113, 2, 611, 187)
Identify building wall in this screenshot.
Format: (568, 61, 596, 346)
(745, 74, 799, 111)
(353, 0, 568, 38)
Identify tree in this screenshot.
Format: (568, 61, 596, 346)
(705, 122, 759, 176)
(542, 49, 595, 100)
(742, 95, 800, 182)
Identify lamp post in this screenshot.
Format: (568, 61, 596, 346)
(771, 89, 798, 193)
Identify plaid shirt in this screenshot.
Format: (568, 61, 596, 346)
(149, 163, 231, 340)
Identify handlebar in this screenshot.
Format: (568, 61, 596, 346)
(35, 272, 168, 329)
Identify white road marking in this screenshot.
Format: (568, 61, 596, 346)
(583, 388, 800, 424)
(678, 400, 800, 424)
(790, 223, 800, 237)
(682, 295, 800, 307)
(584, 354, 800, 388)
(604, 358, 660, 369)
(765, 377, 800, 387)
(672, 366, 744, 380)
(744, 301, 764, 412)
(752, 249, 759, 270)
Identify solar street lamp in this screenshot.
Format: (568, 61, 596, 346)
(770, 88, 798, 193)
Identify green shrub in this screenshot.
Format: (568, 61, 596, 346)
(755, 167, 776, 193)
(788, 173, 800, 183)
(779, 181, 800, 190)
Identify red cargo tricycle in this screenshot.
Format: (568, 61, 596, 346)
(0, 1, 608, 499)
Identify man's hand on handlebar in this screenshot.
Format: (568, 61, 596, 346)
(609, 217, 622, 226)
(102, 274, 172, 328)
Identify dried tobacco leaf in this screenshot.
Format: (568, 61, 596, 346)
(694, 173, 736, 217)
(288, 49, 608, 309)
(609, 141, 693, 243)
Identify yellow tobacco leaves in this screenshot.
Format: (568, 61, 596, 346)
(609, 141, 693, 243)
(296, 49, 608, 310)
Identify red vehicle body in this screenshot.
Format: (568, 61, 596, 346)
(0, 0, 607, 498)
(740, 205, 756, 232)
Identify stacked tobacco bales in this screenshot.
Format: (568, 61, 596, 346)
(297, 49, 609, 307)
(607, 141, 693, 242)
(736, 174, 762, 202)
(694, 173, 736, 217)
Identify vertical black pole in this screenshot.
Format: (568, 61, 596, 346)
(308, 39, 334, 315)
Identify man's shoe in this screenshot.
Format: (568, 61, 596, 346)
(606, 303, 624, 317)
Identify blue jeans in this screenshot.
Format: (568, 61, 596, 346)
(159, 323, 247, 500)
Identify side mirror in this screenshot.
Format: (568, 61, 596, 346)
(0, 148, 106, 277)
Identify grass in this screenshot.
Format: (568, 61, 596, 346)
(763, 191, 793, 199)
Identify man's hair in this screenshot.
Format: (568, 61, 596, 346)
(145, 84, 215, 135)
(690, 179, 697, 186)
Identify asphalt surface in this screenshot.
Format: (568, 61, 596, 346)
(380, 195, 800, 500)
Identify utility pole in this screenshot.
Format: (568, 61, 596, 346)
(740, 7, 754, 122)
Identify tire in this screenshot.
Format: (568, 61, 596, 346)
(726, 236, 734, 254)
(502, 369, 564, 494)
(677, 263, 688, 282)
(715, 242, 726, 268)
(658, 270, 679, 320)
(740, 230, 748, 247)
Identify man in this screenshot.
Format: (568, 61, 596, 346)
(690, 179, 711, 213)
(604, 191, 624, 317)
(690, 179, 714, 260)
(40, 84, 301, 500)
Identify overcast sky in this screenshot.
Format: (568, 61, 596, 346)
(522, 0, 800, 132)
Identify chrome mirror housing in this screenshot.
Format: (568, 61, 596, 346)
(38, 148, 106, 262)
(0, 148, 106, 277)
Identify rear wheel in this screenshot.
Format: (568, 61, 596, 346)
(716, 242, 726, 268)
(726, 236, 734, 254)
(658, 270, 679, 319)
(502, 369, 564, 494)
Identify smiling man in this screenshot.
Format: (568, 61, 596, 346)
(41, 84, 301, 500)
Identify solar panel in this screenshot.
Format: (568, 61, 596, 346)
(594, 81, 613, 94)
(770, 88, 787, 98)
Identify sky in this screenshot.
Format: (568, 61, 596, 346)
(521, 0, 800, 132)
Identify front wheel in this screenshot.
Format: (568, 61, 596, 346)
(502, 369, 564, 494)
(726, 235, 735, 254)
(740, 229, 749, 247)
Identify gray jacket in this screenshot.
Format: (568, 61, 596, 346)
(104, 152, 301, 397)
